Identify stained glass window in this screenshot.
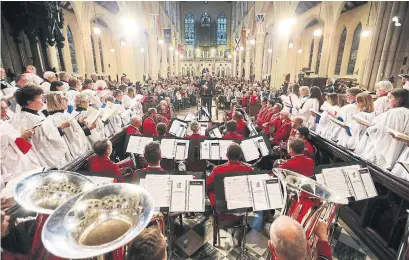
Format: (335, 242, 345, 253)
(185, 12, 195, 45)
(315, 37, 323, 74)
(66, 26, 78, 73)
(182, 67, 185, 75)
(201, 12, 211, 27)
(308, 39, 314, 69)
(90, 35, 98, 73)
(335, 28, 347, 75)
(347, 23, 362, 75)
(217, 13, 227, 45)
(98, 38, 105, 73)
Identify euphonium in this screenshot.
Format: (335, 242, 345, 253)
(41, 183, 155, 259)
(273, 169, 348, 260)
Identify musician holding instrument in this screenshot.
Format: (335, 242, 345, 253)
(278, 137, 315, 178)
(126, 115, 143, 135)
(222, 120, 244, 140)
(233, 111, 246, 136)
(128, 224, 167, 260)
(268, 215, 332, 260)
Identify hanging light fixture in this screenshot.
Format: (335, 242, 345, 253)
(361, 2, 372, 37)
(268, 48, 273, 53)
(93, 3, 101, 35)
(288, 43, 294, 48)
(110, 48, 115, 53)
(120, 40, 126, 47)
(140, 48, 145, 53)
(297, 49, 303, 54)
(158, 39, 164, 45)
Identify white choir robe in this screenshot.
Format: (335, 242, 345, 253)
(315, 103, 340, 137)
(0, 121, 41, 183)
(327, 103, 359, 141)
(104, 116, 123, 136)
(65, 89, 79, 107)
(40, 81, 51, 93)
(354, 107, 409, 169)
(391, 146, 409, 180)
(373, 96, 389, 116)
(296, 98, 319, 129)
(75, 109, 106, 144)
(24, 72, 43, 85)
(131, 101, 144, 117)
(46, 111, 92, 159)
(10, 110, 72, 168)
(337, 112, 375, 150)
(122, 95, 132, 109)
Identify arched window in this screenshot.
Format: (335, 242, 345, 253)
(187, 67, 191, 76)
(201, 12, 211, 27)
(185, 13, 195, 45)
(217, 13, 227, 45)
(220, 50, 223, 58)
(221, 67, 225, 77)
(66, 26, 78, 73)
(182, 67, 185, 76)
(98, 38, 105, 73)
(335, 28, 347, 75)
(217, 67, 221, 77)
(189, 50, 192, 57)
(315, 37, 323, 74)
(90, 35, 98, 73)
(347, 23, 362, 75)
(308, 39, 314, 70)
(191, 68, 195, 75)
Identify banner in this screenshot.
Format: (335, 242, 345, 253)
(242, 29, 246, 46)
(256, 14, 265, 34)
(164, 29, 171, 43)
(235, 38, 240, 51)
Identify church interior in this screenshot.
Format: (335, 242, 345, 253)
(1, 1, 409, 260)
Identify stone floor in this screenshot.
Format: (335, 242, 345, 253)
(170, 105, 376, 260)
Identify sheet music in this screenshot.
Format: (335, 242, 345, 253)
(170, 180, 187, 212)
(199, 123, 208, 136)
(359, 169, 378, 198)
(248, 174, 270, 211)
(200, 141, 210, 159)
(175, 141, 189, 160)
(145, 175, 171, 208)
(160, 139, 176, 159)
(85, 106, 100, 125)
(240, 139, 260, 162)
(315, 174, 327, 187)
(126, 136, 141, 153)
(254, 136, 269, 156)
(187, 180, 205, 212)
(265, 178, 283, 209)
(169, 120, 187, 137)
(138, 137, 154, 154)
(345, 168, 367, 200)
(224, 176, 252, 210)
(219, 140, 234, 160)
(184, 113, 195, 122)
(210, 141, 220, 160)
(211, 128, 222, 138)
(322, 168, 352, 198)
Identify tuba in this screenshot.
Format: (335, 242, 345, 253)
(41, 183, 155, 259)
(273, 169, 348, 260)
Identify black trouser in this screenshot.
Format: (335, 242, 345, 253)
(201, 96, 212, 117)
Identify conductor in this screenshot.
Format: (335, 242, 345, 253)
(200, 73, 214, 118)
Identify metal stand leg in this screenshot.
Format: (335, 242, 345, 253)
(167, 213, 172, 260)
(236, 212, 251, 260)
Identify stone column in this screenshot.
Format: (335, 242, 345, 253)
(254, 34, 264, 81)
(232, 51, 237, 77)
(376, 2, 399, 82)
(270, 34, 289, 89)
(149, 34, 159, 80)
(244, 47, 251, 79)
(161, 44, 168, 78)
(319, 21, 337, 77)
(238, 49, 243, 78)
(46, 45, 59, 71)
(175, 51, 179, 76)
(310, 35, 320, 74)
(169, 47, 174, 77)
(80, 27, 95, 76)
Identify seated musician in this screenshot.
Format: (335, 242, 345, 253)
(279, 137, 314, 178)
(271, 111, 292, 146)
(141, 141, 164, 172)
(156, 123, 168, 137)
(185, 121, 206, 171)
(268, 216, 332, 260)
(126, 115, 142, 135)
(256, 97, 268, 122)
(233, 111, 246, 135)
(225, 100, 237, 121)
(88, 139, 127, 182)
(142, 108, 158, 137)
(128, 225, 167, 260)
(256, 99, 275, 128)
(262, 104, 283, 134)
(295, 127, 314, 159)
(207, 143, 253, 208)
(223, 120, 244, 140)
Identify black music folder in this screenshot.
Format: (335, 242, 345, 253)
(168, 118, 189, 137)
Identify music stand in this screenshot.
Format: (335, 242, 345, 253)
(213, 172, 262, 259)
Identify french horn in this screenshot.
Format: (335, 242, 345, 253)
(13, 170, 96, 215)
(41, 183, 155, 259)
(273, 168, 348, 260)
